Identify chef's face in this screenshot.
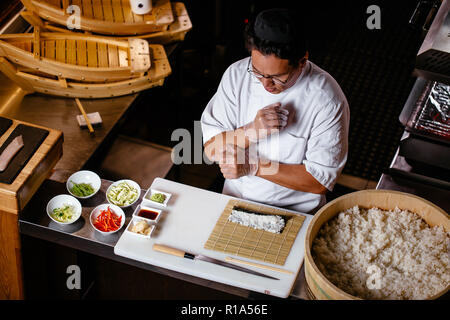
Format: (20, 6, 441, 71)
(250, 49, 299, 94)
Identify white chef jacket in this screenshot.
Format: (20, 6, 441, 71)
(201, 57, 349, 214)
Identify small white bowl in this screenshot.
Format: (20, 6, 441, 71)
(106, 179, 141, 208)
(67, 170, 101, 199)
(132, 204, 162, 224)
(126, 216, 155, 239)
(142, 189, 171, 207)
(46, 194, 82, 225)
(90, 203, 125, 235)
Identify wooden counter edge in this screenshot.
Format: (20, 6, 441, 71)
(0, 118, 63, 299)
(0, 119, 63, 213)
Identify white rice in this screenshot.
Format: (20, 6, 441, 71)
(312, 206, 450, 300)
(228, 209, 285, 234)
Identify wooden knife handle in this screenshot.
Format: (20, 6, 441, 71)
(225, 256, 294, 275)
(153, 244, 194, 259)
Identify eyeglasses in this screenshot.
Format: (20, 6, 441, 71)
(247, 59, 292, 86)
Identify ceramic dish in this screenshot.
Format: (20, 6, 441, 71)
(132, 205, 162, 224)
(46, 194, 82, 224)
(106, 179, 141, 208)
(90, 203, 125, 235)
(66, 170, 101, 199)
(125, 216, 155, 239)
(142, 188, 171, 207)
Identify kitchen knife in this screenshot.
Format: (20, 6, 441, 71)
(152, 244, 279, 280)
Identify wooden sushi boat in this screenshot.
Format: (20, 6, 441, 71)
(38, 2, 192, 45)
(0, 29, 171, 98)
(0, 27, 154, 82)
(20, 0, 174, 36)
(123, 2, 192, 44)
(0, 54, 169, 99)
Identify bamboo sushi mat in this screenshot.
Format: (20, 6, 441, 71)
(204, 200, 305, 266)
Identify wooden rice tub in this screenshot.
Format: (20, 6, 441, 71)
(304, 189, 450, 300)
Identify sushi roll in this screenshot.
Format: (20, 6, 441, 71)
(228, 207, 285, 234)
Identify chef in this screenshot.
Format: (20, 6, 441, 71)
(201, 8, 350, 214)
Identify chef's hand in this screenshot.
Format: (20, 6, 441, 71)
(218, 144, 259, 179)
(243, 102, 289, 141)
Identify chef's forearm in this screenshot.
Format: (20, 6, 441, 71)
(256, 160, 328, 194)
(203, 127, 250, 161)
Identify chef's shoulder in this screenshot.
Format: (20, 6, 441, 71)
(306, 62, 348, 111)
(219, 57, 250, 87)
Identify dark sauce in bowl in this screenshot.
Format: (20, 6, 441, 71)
(138, 208, 159, 220)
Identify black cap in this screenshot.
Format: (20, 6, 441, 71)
(254, 8, 299, 44)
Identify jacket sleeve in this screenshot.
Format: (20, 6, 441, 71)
(303, 98, 350, 191)
(201, 65, 239, 144)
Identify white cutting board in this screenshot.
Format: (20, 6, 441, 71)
(114, 178, 313, 298)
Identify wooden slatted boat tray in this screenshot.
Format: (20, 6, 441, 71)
(0, 43, 170, 98)
(204, 199, 306, 266)
(38, 3, 193, 45)
(21, 0, 174, 36)
(0, 30, 152, 82)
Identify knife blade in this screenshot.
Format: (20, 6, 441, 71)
(152, 244, 279, 280)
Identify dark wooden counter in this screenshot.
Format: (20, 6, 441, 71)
(19, 178, 310, 300)
(0, 72, 139, 183)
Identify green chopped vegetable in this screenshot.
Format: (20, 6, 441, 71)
(70, 181, 95, 197)
(150, 192, 166, 203)
(107, 181, 138, 206)
(51, 204, 76, 223)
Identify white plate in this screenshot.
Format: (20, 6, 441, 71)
(106, 179, 141, 208)
(90, 203, 125, 235)
(142, 188, 171, 207)
(132, 204, 162, 224)
(46, 194, 82, 225)
(125, 216, 155, 239)
(66, 170, 101, 199)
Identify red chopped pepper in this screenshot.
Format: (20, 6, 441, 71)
(93, 206, 122, 232)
